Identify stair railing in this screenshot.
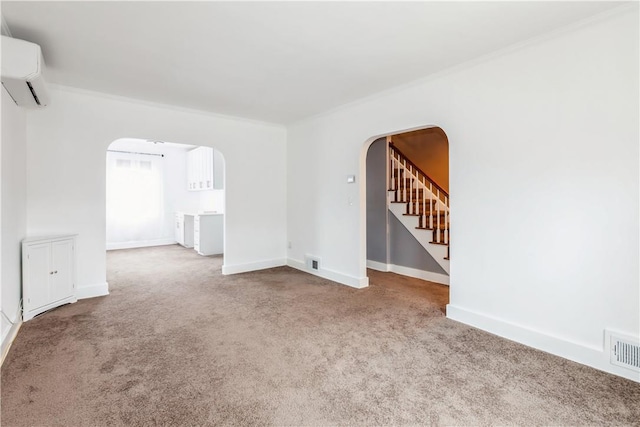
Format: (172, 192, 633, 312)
(388, 141, 449, 245)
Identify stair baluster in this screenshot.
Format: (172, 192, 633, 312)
(418, 178, 427, 226)
(408, 162, 413, 214)
(389, 146, 394, 193)
(444, 196, 449, 245)
(429, 182, 434, 229)
(436, 189, 441, 243)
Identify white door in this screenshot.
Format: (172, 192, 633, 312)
(24, 242, 51, 311)
(51, 239, 74, 302)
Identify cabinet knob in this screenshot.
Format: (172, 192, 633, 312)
(50, 271, 54, 275)
(54, 271, 58, 274)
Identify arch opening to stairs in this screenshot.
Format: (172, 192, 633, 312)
(364, 126, 450, 288)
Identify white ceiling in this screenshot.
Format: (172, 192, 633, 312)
(1, 1, 626, 124)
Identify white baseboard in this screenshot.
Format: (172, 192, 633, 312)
(287, 258, 369, 289)
(446, 304, 640, 383)
(222, 258, 286, 275)
(1, 307, 22, 366)
(106, 239, 176, 251)
(77, 282, 110, 299)
(367, 260, 449, 285)
(366, 260, 391, 272)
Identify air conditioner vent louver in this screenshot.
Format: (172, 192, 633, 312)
(26, 81, 41, 105)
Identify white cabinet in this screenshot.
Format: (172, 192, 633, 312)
(175, 213, 194, 248)
(194, 214, 224, 256)
(187, 147, 223, 191)
(213, 148, 224, 190)
(22, 235, 77, 321)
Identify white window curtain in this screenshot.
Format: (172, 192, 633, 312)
(106, 151, 165, 246)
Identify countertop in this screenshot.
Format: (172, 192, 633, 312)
(176, 211, 223, 216)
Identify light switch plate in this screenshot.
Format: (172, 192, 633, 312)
(347, 175, 356, 183)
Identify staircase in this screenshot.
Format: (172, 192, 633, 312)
(387, 139, 450, 274)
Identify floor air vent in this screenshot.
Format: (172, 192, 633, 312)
(305, 255, 320, 271)
(607, 331, 640, 372)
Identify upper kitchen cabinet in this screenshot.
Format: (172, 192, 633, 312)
(187, 147, 224, 191)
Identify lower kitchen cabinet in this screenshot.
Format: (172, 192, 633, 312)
(194, 214, 223, 256)
(175, 212, 194, 248)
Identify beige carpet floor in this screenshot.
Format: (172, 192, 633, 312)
(1, 245, 639, 426)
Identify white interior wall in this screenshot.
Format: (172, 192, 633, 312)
(287, 7, 639, 380)
(1, 87, 27, 348)
(26, 86, 287, 296)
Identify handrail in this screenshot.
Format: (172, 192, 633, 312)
(389, 143, 449, 199)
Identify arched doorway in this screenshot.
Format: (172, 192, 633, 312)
(105, 138, 226, 262)
(363, 126, 450, 300)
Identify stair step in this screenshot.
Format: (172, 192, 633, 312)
(397, 197, 437, 204)
(407, 198, 438, 203)
(405, 212, 447, 218)
(403, 205, 442, 210)
(410, 214, 448, 220)
(396, 202, 438, 207)
(392, 179, 414, 187)
(415, 225, 450, 230)
(395, 200, 440, 206)
(406, 207, 445, 213)
(431, 227, 450, 245)
(402, 212, 444, 217)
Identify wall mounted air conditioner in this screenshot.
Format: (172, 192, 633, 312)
(1, 35, 50, 108)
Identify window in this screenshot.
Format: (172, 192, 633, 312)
(106, 152, 164, 245)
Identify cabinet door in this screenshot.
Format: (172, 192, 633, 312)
(213, 150, 224, 189)
(198, 147, 206, 190)
(186, 150, 192, 190)
(207, 147, 215, 189)
(192, 147, 198, 190)
(24, 242, 51, 311)
(175, 215, 184, 245)
(204, 148, 211, 190)
(187, 150, 195, 191)
(51, 239, 74, 302)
